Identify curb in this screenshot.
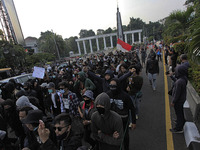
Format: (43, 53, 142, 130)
(183, 81, 200, 149)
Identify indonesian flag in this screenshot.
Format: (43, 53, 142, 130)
(117, 38, 132, 52)
(116, 7, 131, 52)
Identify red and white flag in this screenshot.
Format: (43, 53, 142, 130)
(117, 38, 132, 52)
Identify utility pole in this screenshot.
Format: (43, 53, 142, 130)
(153, 26, 155, 43)
(51, 30, 60, 61)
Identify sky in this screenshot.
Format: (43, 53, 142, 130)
(13, 0, 187, 39)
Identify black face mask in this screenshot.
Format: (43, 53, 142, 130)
(96, 107, 105, 115)
(56, 130, 69, 141)
(24, 88, 28, 91)
(78, 78, 84, 82)
(4, 107, 14, 114)
(109, 84, 117, 91)
(85, 100, 91, 105)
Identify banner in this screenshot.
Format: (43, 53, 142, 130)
(32, 66, 45, 79)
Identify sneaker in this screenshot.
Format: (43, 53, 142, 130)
(170, 128, 183, 133)
(129, 123, 132, 128)
(136, 115, 138, 120)
(153, 87, 156, 91)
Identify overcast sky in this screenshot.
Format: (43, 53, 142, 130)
(13, 0, 186, 39)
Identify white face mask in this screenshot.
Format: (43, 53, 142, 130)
(60, 89, 65, 94)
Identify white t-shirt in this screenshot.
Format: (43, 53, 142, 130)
(51, 93, 57, 108)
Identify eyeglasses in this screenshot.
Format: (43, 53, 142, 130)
(53, 126, 67, 131)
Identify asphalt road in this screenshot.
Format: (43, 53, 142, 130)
(129, 59, 188, 150)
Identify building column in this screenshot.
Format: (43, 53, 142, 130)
(77, 41, 81, 55)
(125, 34, 128, 43)
(110, 36, 113, 48)
(83, 40, 87, 54)
(103, 37, 107, 49)
(96, 38, 100, 51)
(132, 33, 134, 44)
(139, 32, 141, 43)
(89, 39, 93, 53)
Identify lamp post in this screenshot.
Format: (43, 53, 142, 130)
(51, 30, 61, 61)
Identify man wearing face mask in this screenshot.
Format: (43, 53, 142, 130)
(45, 82, 60, 116)
(36, 113, 82, 150)
(54, 113, 82, 149)
(58, 82, 80, 118)
(78, 90, 96, 149)
(107, 78, 136, 150)
(23, 82, 37, 98)
(91, 92, 123, 150)
(88, 68, 135, 94)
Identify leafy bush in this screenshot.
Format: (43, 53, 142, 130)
(25, 53, 55, 67)
(173, 42, 186, 54)
(188, 61, 200, 95)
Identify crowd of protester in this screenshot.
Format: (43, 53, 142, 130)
(0, 41, 189, 149)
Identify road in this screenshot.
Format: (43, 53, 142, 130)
(129, 56, 188, 150)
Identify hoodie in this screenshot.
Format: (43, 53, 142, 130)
(74, 71, 96, 91)
(88, 69, 132, 92)
(16, 96, 38, 110)
(106, 78, 136, 124)
(172, 65, 188, 104)
(91, 93, 123, 150)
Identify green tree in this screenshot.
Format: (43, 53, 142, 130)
(65, 36, 78, 54)
(127, 17, 145, 30)
(79, 29, 95, 38)
(78, 29, 96, 53)
(188, 0, 200, 63)
(164, 6, 194, 38)
(0, 41, 26, 70)
(103, 27, 113, 34)
(25, 53, 55, 67)
(37, 30, 67, 58)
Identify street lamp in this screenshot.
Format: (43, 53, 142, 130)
(51, 30, 61, 61)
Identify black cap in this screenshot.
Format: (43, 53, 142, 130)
(22, 110, 43, 124)
(47, 82, 55, 89)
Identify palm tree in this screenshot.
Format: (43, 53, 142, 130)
(188, 1, 200, 63)
(168, 6, 194, 35)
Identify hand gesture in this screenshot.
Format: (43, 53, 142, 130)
(82, 88, 86, 95)
(38, 120, 50, 143)
(131, 123, 136, 130)
(83, 66, 88, 73)
(83, 120, 91, 126)
(126, 86, 130, 92)
(113, 131, 119, 139)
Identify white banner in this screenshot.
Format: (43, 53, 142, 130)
(32, 66, 45, 79)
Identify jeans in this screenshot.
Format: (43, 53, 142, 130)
(130, 95, 140, 115)
(148, 73, 157, 89)
(129, 95, 141, 123)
